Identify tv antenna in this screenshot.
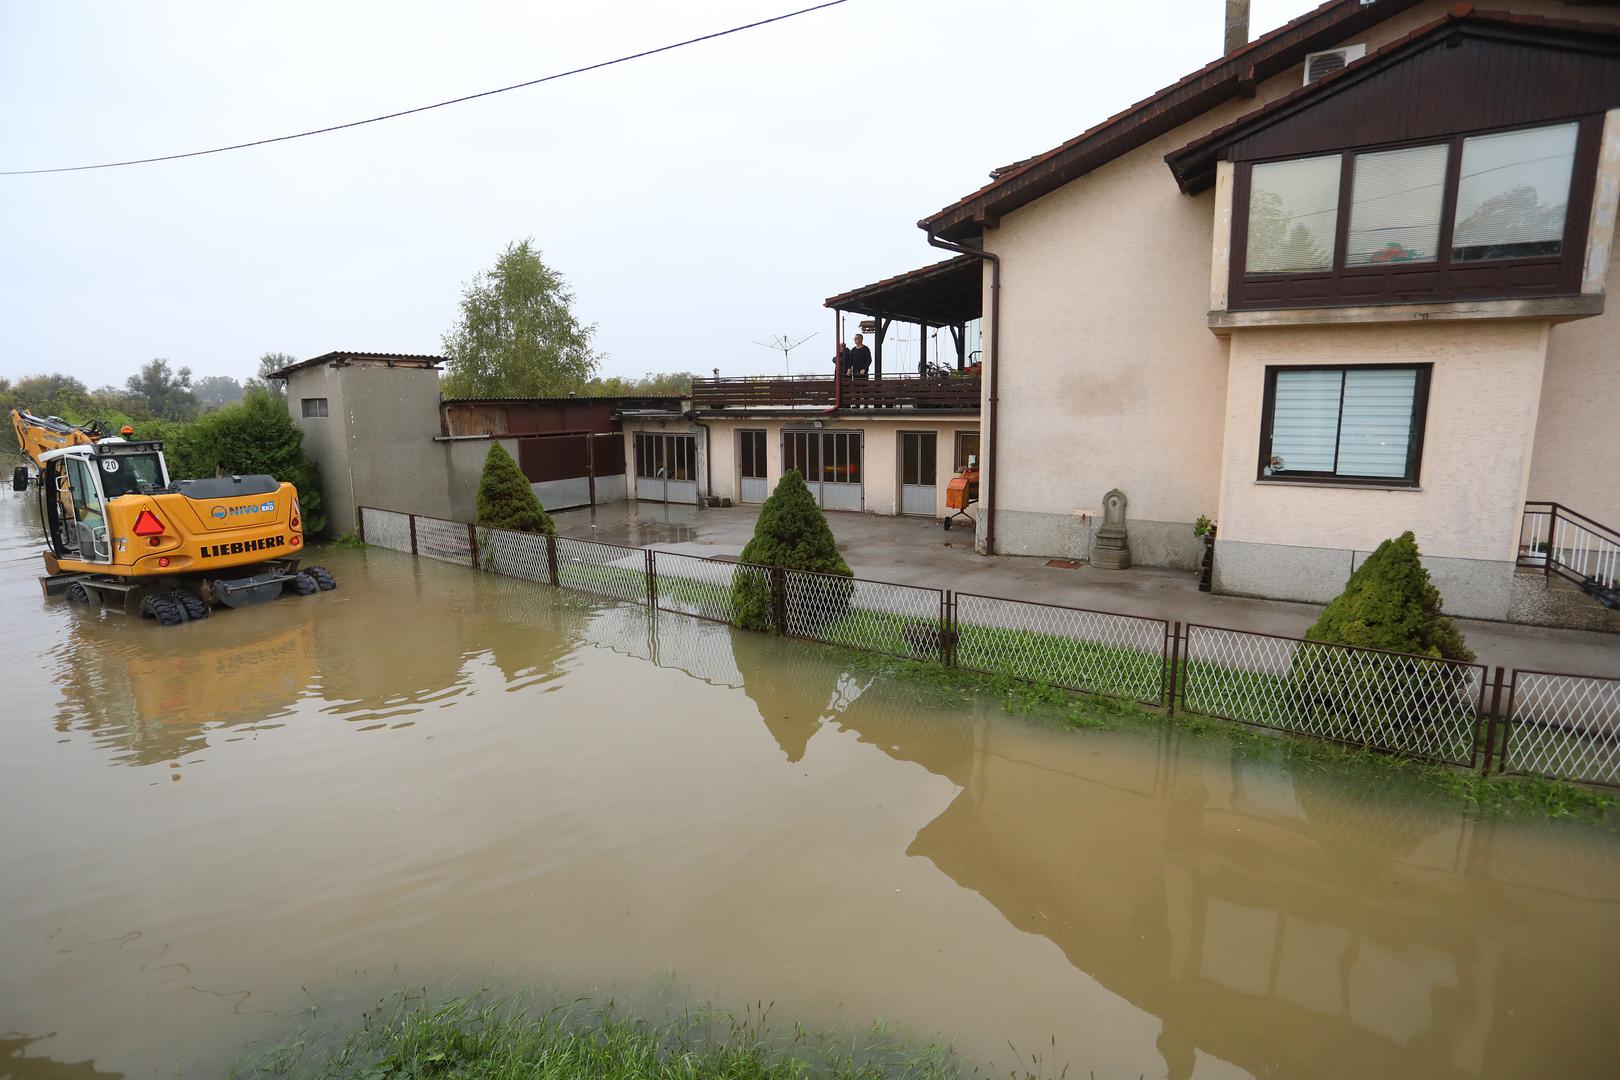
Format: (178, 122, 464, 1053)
(752, 331, 818, 374)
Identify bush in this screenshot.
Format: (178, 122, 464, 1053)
(1305, 531, 1473, 661)
(731, 470, 852, 632)
(475, 442, 554, 534)
(160, 388, 327, 534)
(1290, 532, 1476, 753)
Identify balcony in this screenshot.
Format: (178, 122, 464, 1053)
(690, 373, 980, 413)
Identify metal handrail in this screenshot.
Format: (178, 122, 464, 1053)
(1519, 501, 1620, 592)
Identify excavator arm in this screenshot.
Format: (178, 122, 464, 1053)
(11, 409, 107, 467)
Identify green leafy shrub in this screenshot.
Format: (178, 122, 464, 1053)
(732, 470, 852, 632)
(161, 388, 327, 534)
(475, 442, 554, 534)
(1290, 532, 1476, 753)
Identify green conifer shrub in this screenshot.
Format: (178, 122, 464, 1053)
(475, 442, 555, 534)
(731, 470, 853, 632)
(1290, 532, 1476, 753)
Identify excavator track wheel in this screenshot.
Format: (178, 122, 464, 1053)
(138, 592, 186, 627)
(65, 581, 99, 605)
(171, 590, 209, 620)
(304, 566, 337, 591)
(287, 571, 320, 597)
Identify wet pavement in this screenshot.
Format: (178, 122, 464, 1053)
(3, 491, 1620, 1079)
(553, 500, 1620, 676)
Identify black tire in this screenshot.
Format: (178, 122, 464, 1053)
(942, 517, 952, 531)
(138, 592, 186, 627)
(286, 571, 320, 597)
(171, 590, 209, 620)
(65, 581, 98, 605)
(304, 565, 337, 591)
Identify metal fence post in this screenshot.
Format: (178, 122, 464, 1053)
(770, 566, 788, 635)
(941, 590, 957, 667)
(408, 514, 418, 556)
(1479, 665, 1506, 772)
(1166, 621, 1182, 714)
(466, 522, 480, 570)
(356, 507, 366, 545)
(645, 548, 658, 611)
(545, 532, 559, 587)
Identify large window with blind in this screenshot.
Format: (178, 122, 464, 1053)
(1258, 364, 1430, 486)
(1232, 119, 1595, 309)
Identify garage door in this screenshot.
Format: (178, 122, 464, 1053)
(633, 432, 699, 504)
(783, 429, 862, 511)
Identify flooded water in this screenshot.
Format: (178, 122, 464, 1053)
(3, 492, 1620, 1080)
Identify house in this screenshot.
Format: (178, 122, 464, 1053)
(900, 0, 1619, 625)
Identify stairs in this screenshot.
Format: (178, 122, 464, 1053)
(1514, 502, 1620, 631)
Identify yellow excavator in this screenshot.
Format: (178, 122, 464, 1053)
(10, 408, 335, 625)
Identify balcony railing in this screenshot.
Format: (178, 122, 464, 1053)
(691, 373, 980, 412)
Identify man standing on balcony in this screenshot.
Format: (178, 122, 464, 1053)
(847, 334, 872, 379)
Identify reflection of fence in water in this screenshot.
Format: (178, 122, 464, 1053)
(354, 507, 1620, 789)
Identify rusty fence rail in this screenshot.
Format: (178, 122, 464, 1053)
(356, 507, 1620, 787)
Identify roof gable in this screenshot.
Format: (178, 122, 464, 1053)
(1166, 8, 1620, 193)
(918, 0, 1428, 240)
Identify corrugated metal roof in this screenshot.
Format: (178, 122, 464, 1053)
(268, 351, 444, 379)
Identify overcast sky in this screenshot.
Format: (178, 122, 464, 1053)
(1, 0, 1303, 387)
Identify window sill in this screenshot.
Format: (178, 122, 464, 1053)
(1252, 479, 1421, 492)
(1208, 292, 1602, 333)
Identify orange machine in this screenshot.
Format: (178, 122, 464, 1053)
(943, 467, 979, 531)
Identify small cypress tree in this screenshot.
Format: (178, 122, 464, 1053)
(475, 442, 554, 534)
(1305, 531, 1473, 661)
(732, 470, 852, 631)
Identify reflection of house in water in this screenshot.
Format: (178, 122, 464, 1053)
(624, 620, 1620, 1080)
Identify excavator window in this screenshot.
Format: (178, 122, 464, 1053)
(98, 452, 166, 498)
(62, 457, 111, 563)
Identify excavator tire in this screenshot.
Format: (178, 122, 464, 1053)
(171, 590, 209, 620)
(305, 566, 337, 591)
(286, 571, 320, 597)
(138, 592, 186, 627)
(65, 581, 98, 605)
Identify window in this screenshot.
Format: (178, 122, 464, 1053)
(1245, 154, 1341, 273)
(635, 432, 695, 480)
(953, 431, 980, 472)
(97, 452, 166, 498)
(1259, 365, 1429, 485)
(1452, 122, 1577, 262)
(1346, 143, 1449, 266)
(739, 430, 767, 479)
(1233, 120, 1593, 309)
(301, 397, 329, 418)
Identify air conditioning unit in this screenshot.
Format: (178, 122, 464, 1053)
(1302, 43, 1366, 85)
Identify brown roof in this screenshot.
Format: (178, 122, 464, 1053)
(917, 0, 1427, 241)
(1165, 6, 1620, 192)
(823, 254, 983, 327)
(268, 351, 444, 379)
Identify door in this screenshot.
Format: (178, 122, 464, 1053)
(899, 432, 937, 517)
(738, 429, 767, 503)
(634, 432, 699, 504)
(63, 456, 112, 563)
(783, 430, 863, 511)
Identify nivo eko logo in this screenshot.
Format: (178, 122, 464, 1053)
(200, 535, 288, 559)
(210, 500, 276, 521)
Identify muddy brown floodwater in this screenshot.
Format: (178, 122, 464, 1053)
(2, 492, 1620, 1079)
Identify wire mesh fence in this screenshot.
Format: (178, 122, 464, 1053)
(782, 570, 945, 661)
(553, 535, 647, 605)
(355, 506, 1619, 785)
(1180, 625, 1486, 767)
(1500, 671, 1620, 786)
(954, 593, 1168, 704)
(360, 507, 413, 554)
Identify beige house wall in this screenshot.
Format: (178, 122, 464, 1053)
(621, 416, 980, 521)
(975, 0, 1620, 586)
(1214, 322, 1550, 620)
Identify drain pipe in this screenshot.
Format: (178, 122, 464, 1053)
(925, 230, 1000, 555)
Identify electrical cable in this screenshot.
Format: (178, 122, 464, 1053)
(1, 0, 852, 177)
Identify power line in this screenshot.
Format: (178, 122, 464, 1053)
(2, 0, 853, 177)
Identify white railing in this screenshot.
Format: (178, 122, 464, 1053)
(1519, 502, 1620, 594)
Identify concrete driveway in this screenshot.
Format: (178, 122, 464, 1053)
(551, 501, 1620, 677)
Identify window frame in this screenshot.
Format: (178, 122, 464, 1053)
(300, 397, 329, 418)
(953, 431, 981, 473)
(738, 429, 767, 480)
(1230, 117, 1601, 310)
(1256, 363, 1432, 488)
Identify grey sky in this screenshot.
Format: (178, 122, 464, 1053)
(1, 0, 1301, 387)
